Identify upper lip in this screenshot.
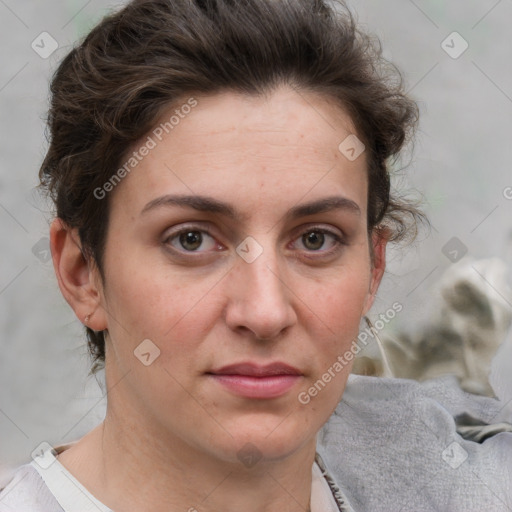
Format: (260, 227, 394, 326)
(208, 362, 302, 377)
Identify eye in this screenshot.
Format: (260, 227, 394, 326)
(163, 226, 220, 253)
(162, 224, 346, 257)
(293, 227, 345, 255)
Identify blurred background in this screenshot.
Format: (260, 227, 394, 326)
(0, 0, 511, 479)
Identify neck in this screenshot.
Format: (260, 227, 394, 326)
(58, 390, 317, 512)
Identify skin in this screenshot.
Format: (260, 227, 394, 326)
(50, 85, 386, 512)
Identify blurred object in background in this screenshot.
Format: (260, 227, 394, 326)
(352, 356, 384, 377)
(354, 258, 512, 397)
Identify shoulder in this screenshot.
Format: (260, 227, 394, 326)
(0, 463, 63, 512)
(318, 374, 512, 512)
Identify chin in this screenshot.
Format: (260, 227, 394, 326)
(212, 415, 314, 465)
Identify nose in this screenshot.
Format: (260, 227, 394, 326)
(224, 245, 297, 341)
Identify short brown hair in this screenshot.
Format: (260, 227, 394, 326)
(38, 0, 425, 374)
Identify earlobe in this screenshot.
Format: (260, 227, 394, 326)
(49, 218, 107, 331)
(362, 229, 388, 316)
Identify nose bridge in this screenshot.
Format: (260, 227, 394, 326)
(246, 247, 284, 296)
(225, 235, 296, 339)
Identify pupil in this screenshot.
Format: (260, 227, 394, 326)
(181, 231, 202, 250)
(304, 232, 324, 250)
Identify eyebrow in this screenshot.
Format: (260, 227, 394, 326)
(140, 194, 361, 221)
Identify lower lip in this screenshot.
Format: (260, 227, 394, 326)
(208, 374, 302, 399)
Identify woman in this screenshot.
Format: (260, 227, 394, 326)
(1, 0, 510, 511)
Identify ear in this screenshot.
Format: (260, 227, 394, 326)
(49, 218, 107, 331)
(362, 228, 388, 316)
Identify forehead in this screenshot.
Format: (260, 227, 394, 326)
(109, 86, 368, 219)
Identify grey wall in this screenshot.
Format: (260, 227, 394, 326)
(1, 0, 511, 478)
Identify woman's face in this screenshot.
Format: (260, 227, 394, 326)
(93, 85, 385, 465)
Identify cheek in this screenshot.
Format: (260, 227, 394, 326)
(103, 252, 222, 361)
(299, 263, 372, 373)
(308, 267, 371, 329)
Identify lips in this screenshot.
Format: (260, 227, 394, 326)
(207, 362, 303, 399)
(207, 362, 302, 377)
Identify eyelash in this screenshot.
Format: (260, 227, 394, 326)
(162, 224, 346, 258)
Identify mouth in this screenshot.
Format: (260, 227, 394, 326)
(206, 362, 303, 399)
